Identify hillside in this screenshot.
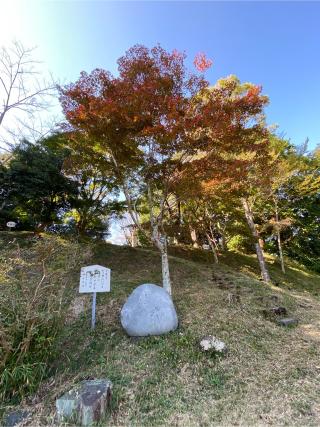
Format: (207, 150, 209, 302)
(1, 232, 320, 426)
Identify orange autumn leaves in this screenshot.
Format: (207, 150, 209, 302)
(194, 52, 213, 72)
(60, 45, 269, 201)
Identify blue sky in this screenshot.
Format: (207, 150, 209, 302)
(1, 1, 320, 149)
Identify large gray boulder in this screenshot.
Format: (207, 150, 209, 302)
(121, 283, 178, 337)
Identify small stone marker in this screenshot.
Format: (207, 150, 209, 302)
(200, 335, 228, 354)
(3, 410, 30, 427)
(56, 379, 112, 426)
(277, 318, 298, 327)
(79, 265, 111, 329)
(6, 221, 16, 231)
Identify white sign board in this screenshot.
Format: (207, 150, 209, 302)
(79, 265, 110, 293)
(6, 221, 16, 228)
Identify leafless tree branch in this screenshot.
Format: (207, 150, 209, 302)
(0, 40, 57, 150)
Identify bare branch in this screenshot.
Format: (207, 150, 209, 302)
(0, 40, 57, 149)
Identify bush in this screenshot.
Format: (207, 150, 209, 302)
(0, 234, 92, 403)
(227, 234, 252, 253)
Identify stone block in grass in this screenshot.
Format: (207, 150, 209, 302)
(3, 410, 30, 427)
(277, 318, 298, 327)
(56, 379, 112, 426)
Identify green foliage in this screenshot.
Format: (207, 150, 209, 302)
(0, 134, 123, 237)
(263, 142, 320, 272)
(227, 234, 252, 253)
(137, 228, 150, 246)
(54, 132, 124, 237)
(284, 192, 320, 271)
(0, 139, 77, 230)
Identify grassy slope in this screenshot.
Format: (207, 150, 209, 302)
(2, 233, 320, 426)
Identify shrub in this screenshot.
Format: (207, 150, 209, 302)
(227, 234, 252, 253)
(0, 234, 92, 403)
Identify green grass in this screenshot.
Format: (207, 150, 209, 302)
(1, 232, 320, 426)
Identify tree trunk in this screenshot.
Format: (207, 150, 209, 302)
(206, 233, 219, 264)
(146, 180, 172, 294)
(161, 246, 172, 295)
(277, 228, 285, 274)
(154, 233, 171, 295)
(274, 200, 285, 273)
(130, 227, 138, 247)
(220, 234, 226, 251)
(242, 198, 271, 282)
(189, 225, 199, 248)
(216, 221, 226, 251)
(177, 200, 182, 224)
(151, 220, 172, 295)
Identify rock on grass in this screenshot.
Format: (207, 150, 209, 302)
(200, 336, 228, 354)
(277, 318, 298, 327)
(56, 379, 112, 426)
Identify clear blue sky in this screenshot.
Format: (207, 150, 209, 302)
(2, 1, 320, 149)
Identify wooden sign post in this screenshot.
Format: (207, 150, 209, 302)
(79, 265, 111, 330)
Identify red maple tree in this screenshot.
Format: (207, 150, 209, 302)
(60, 45, 207, 294)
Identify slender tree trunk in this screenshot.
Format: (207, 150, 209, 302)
(274, 199, 285, 273)
(277, 228, 285, 274)
(177, 200, 182, 224)
(189, 225, 199, 248)
(0, 112, 5, 127)
(206, 233, 219, 264)
(152, 225, 172, 295)
(161, 246, 171, 295)
(242, 198, 271, 282)
(147, 182, 172, 295)
(220, 234, 226, 251)
(130, 227, 138, 247)
(111, 156, 172, 294)
(216, 222, 226, 251)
